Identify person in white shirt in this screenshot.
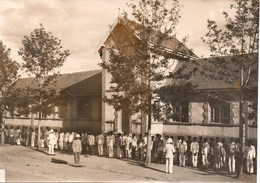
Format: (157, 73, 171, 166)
(54, 130, 59, 149)
(97, 133, 104, 156)
(214, 137, 223, 169)
(107, 131, 115, 158)
(228, 138, 236, 173)
(69, 132, 75, 152)
(31, 129, 36, 147)
(179, 136, 187, 167)
(48, 129, 57, 155)
(190, 137, 199, 168)
(89, 135, 95, 155)
(125, 133, 132, 160)
(131, 134, 138, 159)
(202, 138, 210, 168)
(59, 129, 64, 151)
(164, 138, 176, 174)
(64, 131, 70, 151)
(245, 140, 256, 174)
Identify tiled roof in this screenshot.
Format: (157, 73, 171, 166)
(101, 18, 198, 60)
(121, 18, 198, 59)
(165, 54, 258, 90)
(15, 70, 102, 92)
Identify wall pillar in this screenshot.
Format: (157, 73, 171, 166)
(203, 102, 210, 124)
(230, 101, 239, 125)
(188, 102, 192, 123)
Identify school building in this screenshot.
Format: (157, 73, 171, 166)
(4, 18, 258, 139)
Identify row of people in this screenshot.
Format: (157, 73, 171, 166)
(3, 126, 256, 174)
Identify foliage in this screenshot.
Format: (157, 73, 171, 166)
(0, 41, 20, 126)
(100, 0, 193, 115)
(202, 0, 258, 89)
(201, 0, 258, 177)
(18, 24, 70, 116)
(0, 41, 20, 91)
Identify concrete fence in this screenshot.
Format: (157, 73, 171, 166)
(4, 118, 63, 128)
(151, 122, 257, 139)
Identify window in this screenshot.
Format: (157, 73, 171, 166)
(77, 97, 92, 119)
(171, 105, 188, 122)
(210, 102, 230, 124)
(169, 101, 188, 122)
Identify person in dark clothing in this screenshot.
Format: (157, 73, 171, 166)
(198, 136, 203, 167)
(209, 137, 215, 168)
(156, 135, 164, 164)
(187, 135, 192, 166)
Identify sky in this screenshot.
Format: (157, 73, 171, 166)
(0, 0, 234, 77)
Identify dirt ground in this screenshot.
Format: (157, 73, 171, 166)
(0, 144, 256, 182)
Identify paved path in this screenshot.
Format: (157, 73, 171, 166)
(0, 144, 256, 182)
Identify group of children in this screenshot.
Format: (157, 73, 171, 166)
(2, 126, 257, 174)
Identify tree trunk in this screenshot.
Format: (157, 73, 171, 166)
(37, 111, 41, 150)
(237, 93, 245, 178)
(145, 88, 152, 167)
(1, 131, 4, 145)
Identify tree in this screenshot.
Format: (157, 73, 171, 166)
(100, 0, 196, 167)
(0, 41, 20, 144)
(18, 24, 70, 149)
(202, 0, 258, 178)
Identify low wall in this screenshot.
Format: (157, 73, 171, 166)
(151, 122, 257, 139)
(4, 118, 63, 128)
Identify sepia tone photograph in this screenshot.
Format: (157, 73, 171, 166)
(0, 0, 258, 182)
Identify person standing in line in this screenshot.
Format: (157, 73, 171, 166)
(214, 137, 223, 169)
(44, 127, 50, 148)
(121, 132, 127, 158)
(202, 138, 210, 168)
(116, 133, 122, 158)
(179, 136, 187, 167)
(89, 135, 95, 155)
(97, 133, 104, 156)
(9, 126, 14, 145)
(54, 129, 59, 150)
(164, 138, 176, 174)
(245, 140, 256, 175)
(235, 138, 241, 173)
(48, 129, 57, 155)
(198, 136, 203, 168)
(59, 129, 65, 151)
(228, 138, 236, 173)
(72, 134, 82, 166)
(107, 131, 115, 158)
(124, 133, 132, 160)
(142, 133, 148, 161)
(64, 131, 70, 151)
(156, 134, 164, 164)
(82, 133, 88, 154)
(131, 134, 138, 159)
(69, 131, 75, 152)
(209, 138, 215, 168)
(16, 127, 22, 145)
(137, 134, 144, 160)
(191, 137, 199, 168)
(186, 136, 192, 166)
(31, 128, 36, 147)
(220, 138, 227, 170)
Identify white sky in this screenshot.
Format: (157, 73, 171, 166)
(0, 0, 233, 77)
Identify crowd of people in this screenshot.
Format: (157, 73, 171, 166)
(2, 126, 257, 174)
